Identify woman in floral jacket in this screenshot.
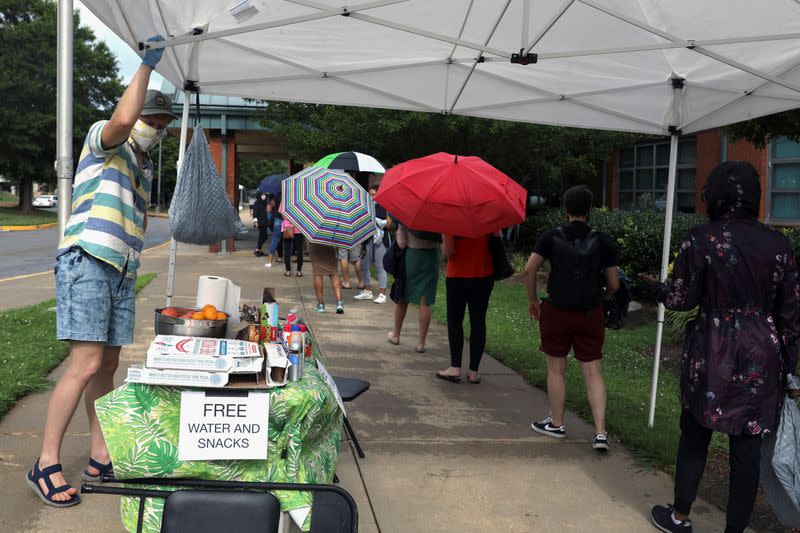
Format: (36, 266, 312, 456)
(641, 161, 800, 533)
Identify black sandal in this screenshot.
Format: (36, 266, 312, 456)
(284, 271, 293, 277)
(26, 460, 81, 507)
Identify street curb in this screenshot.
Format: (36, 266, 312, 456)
(147, 211, 169, 219)
(0, 222, 57, 231)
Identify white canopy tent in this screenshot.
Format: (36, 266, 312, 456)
(60, 0, 800, 426)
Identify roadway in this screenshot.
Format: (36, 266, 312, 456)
(0, 215, 172, 280)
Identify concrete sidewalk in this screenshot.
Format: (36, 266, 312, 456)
(0, 229, 742, 532)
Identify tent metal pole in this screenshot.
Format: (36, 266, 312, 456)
(648, 132, 679, 428)
(143, 0, 408, 50)
(648, 77, 685, 428)
(166, 90, 192, 307)
(56, 0, 74, 241)
(156, 139, 162, 212)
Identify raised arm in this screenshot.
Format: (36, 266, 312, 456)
(101, 36, 165, 149)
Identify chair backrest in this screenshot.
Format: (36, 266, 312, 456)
(160, 490, 281, 533)
(310, 490, 355, 533)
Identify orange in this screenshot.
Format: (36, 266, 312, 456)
(191, 311, 206, 320)
(216, 312, 228, 320)
(202, 304, 215, 312)
(203, 305, 218, 320)
(161, 308, 179, 317)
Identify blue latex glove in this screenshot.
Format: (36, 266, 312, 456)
(141, 35, 165, 69)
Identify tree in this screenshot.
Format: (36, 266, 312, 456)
(0, 0, 123, 212)
(254, 102, 641, 193)
(238, 159, 288, 192)
(723, 109, 800, 148)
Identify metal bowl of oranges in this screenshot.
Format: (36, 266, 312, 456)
(154, 305, 229, 338)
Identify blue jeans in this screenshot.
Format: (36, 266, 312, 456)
(267, 218, 283, 255)
(55, 247, 136, 346)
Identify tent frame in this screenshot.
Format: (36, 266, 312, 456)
(58, 0, 800, 426)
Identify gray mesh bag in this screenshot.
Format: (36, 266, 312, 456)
(168, 125, 240, 244)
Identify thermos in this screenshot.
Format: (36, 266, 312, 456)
(287, 325, 304, 381)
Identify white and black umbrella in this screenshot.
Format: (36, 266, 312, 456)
(314, 152, 386, 174)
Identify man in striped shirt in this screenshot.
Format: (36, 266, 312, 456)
(26, 36, 173, 507)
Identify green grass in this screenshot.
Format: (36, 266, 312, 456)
(0, 192, 18, 203)
(430, 274, 684, 470)
(0, 207, 57, 226)
(0, 273, 157, 420)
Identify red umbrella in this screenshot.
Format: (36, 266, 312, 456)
(374, 152, 527, 238)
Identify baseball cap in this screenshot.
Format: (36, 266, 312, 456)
(141, 90, 177, 120)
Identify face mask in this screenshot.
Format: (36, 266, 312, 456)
(130, 119, 166, 151)
(260, 195, 267, 200)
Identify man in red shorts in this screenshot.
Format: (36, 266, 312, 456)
(524, 185, 619, 451)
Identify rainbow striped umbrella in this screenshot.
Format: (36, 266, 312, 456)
(279, 167, 376, 249)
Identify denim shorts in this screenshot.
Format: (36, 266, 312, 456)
(55, 248, 136, 346)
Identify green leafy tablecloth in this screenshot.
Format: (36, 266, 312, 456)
(95, 364, 342, 532)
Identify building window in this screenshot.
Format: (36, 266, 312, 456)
(617, 138, 696, 213)
(768, 136, 800, 224)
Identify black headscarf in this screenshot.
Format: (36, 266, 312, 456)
(701, 160, 761, 221)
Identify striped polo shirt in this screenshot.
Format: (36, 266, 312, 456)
(58, 120, 152, 277)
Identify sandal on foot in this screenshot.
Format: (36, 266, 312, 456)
(341, 283, 352, 290)
(296, 271, 303, 277)
(284, 271, 293, 277)
(26, 460, 81, 507)
(436, 371, 461, 384)
(82, 458, 114, 482)
(415, 346, 426, 353)
(387, 332, 400, 345)
(466, 373, 481, 384)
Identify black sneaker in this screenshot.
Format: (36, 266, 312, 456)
(593, 433, 610, 451)
(651, 504, 693, 532)
(531, 417, 566, 438)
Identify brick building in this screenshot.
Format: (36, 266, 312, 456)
(602, 131, 800, 224)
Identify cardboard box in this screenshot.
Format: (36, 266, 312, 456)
(148, 335, 261, 359)
(260, 288, 279, 342)
(264, 342, 291, 386)
(126, 364, 271, 389)
(145, 352, 264, 374)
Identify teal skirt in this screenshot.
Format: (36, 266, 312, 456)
(403, 248, 439, 306)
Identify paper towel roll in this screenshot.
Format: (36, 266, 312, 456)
(196, 276, 230, 310)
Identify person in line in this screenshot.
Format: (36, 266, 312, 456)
(252, 192, 271, 257)
(309, 242, 345, 314)
(387, 225, 440, 353)
(355, 185, 391, 304)
(337, 245, 364, 290)
(524, 185, 619, 452)
(264, 192, 284, 268)
(26, 36, 171, 507)
(435, 234, 495, 384)
(281, 219, 304, 277)
(640, 161, 800, 533)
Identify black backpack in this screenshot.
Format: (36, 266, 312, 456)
(547, 226, 604, 311)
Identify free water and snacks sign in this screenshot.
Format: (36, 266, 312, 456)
(178, 391, 269, 460)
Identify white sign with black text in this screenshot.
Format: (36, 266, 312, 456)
(178, 391, 269, 461)
(315, 360, 346, 417)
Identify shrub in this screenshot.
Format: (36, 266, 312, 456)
(520, 208, 705, 297)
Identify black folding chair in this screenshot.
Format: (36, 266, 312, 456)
(82, 477, 357, 533)
(332, 377, 369, 459)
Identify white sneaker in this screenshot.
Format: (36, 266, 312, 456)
(354, 289, 373, 300)
(373, 293, 387, 304)
(264, 262, 272, 268)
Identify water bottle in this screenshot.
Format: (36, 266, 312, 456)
(288, 325, 304, 379)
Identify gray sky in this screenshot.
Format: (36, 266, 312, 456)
(75, 1, 166, 89)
